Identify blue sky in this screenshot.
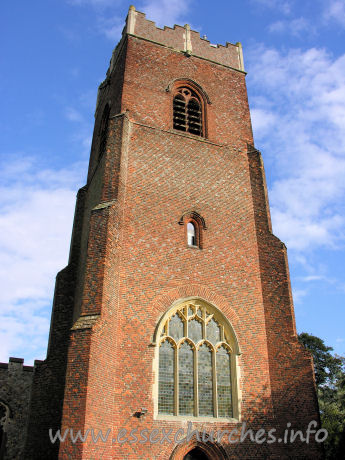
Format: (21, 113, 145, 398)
(1, 0, 344, 364)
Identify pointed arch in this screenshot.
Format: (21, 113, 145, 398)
(154, 297, 240, 419)
(153, 298, 240, 354)
(166, 78, 211, 105)
(170, 437, 228, 460)
(168, 79, 209, 137)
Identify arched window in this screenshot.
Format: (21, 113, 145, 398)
(179, 212, 206, 249)
(156, 299, 239, 419)
(99, 103, 110, 159)
(187, 222, 196, 246)
(173, 87, 203, 136)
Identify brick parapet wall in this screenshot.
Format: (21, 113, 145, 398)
(125, 8, 243, 71)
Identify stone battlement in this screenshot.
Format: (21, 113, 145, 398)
(0, 357, 34, 372)
(123, 6, 244, 71)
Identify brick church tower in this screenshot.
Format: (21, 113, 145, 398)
(23, 6, 323, 459)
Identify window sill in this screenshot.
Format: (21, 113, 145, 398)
(155, 414, 238, 423)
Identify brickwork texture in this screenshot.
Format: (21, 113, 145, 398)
(16, 7, 324, 459)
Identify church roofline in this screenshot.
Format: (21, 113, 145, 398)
(121, 6, 245, 71)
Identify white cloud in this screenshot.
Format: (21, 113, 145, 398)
(140, 0, 191, 28)
(299, 275, 326, 282)
(248, 46, 345, 251)
(323, 0, 345, 27)
(0, 155, 86, 364)
(97, 14, 126, 40)
(250, 108, 277, 137)
(268, 21, 285, 33)
(65, 107, 84, 122)
(65, 0, 192, 40)
(65, 0, 125, 40)
(292, 288, 307, 304)
(268, 17, 314, 36)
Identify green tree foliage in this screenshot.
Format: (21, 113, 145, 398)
(299, 332, 345, 459)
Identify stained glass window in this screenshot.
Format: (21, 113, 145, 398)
(188, 318, 203, 343)
(158, 340, 174, 414)
(179, 342, 194, 415)
(217, 346, 232, 417)
(157, 301, 236, 418)
(198, 344, 213, 416)
(169, 314, 184, 341)
(207, 318, 221, 345)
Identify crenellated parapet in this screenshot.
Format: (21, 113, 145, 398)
(0, 356, 34, 373)
(123, 6, 244, 71)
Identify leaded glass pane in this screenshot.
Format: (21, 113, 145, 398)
(188, 306, 194, 317)
(158, 340, 174, 414)
(198, 344, 213, 416)
(207, 318, 221, 345)
(197, 307, 202, 318)
(179, 342, 194, 415)
(217, 346, 232, 417)
(188, 318, 202, 343)
(169, 314, 184, 341)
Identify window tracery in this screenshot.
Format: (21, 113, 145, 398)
(173, 87, 203, 136)
(157, 299, 238, 418)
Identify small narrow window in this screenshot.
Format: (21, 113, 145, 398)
(187, 222, 196, 246)
(179, 212, 206, 249)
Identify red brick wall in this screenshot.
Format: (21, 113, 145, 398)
(121, 37, 252, 147)
(131, 10, 242, 70)
(25, 22, 322, 459)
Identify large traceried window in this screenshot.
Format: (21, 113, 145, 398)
(156, 299, 239, 419)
